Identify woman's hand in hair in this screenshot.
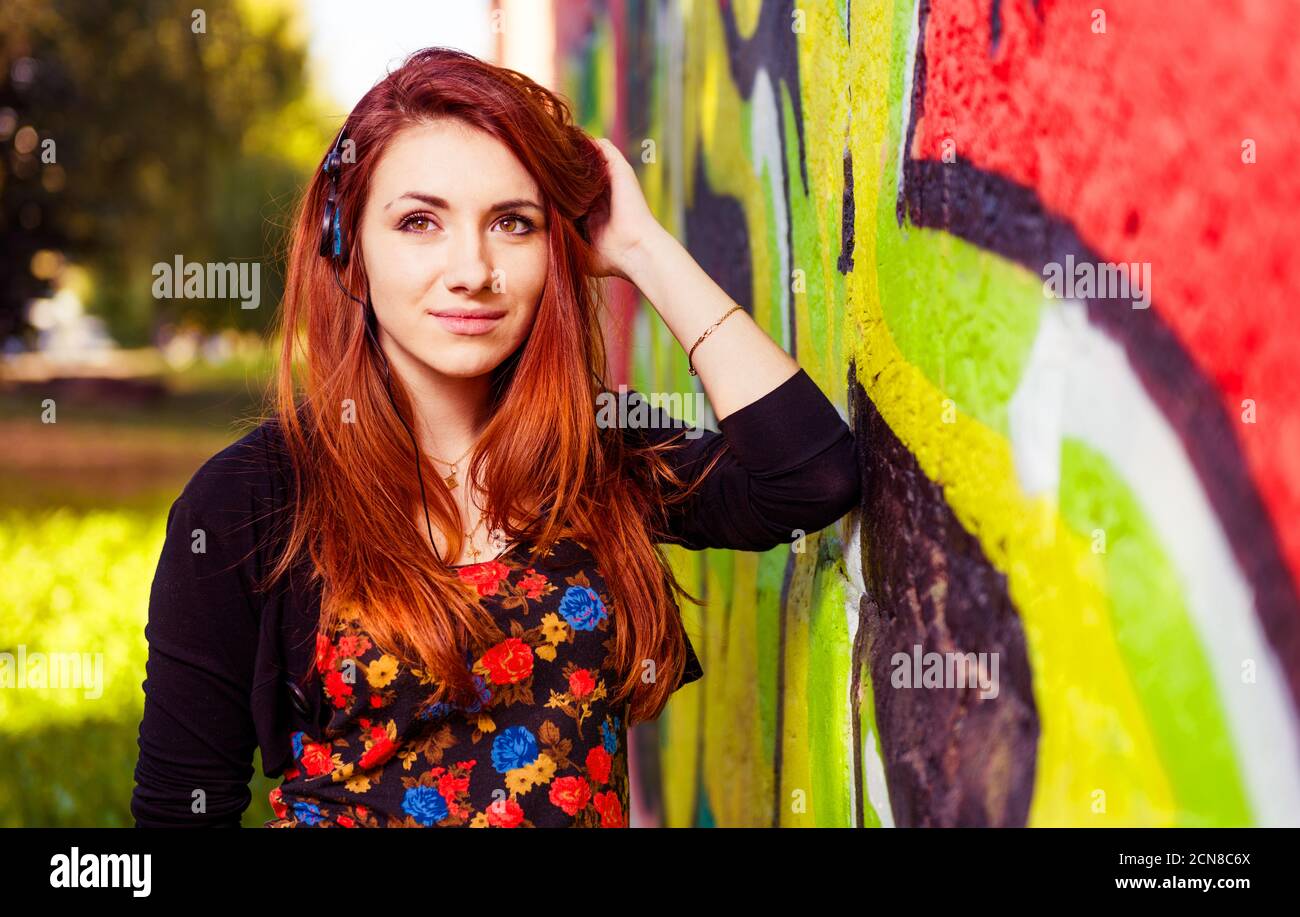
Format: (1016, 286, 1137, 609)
(585, 137, 662, 282)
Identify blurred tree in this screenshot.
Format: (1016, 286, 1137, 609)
(1, 0, 328, 346)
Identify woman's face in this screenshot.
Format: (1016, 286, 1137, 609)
(358, 118, 548, 380)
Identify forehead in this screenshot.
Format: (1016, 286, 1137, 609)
(368, 118, 540, 207)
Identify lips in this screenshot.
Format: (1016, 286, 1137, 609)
(431, 308, 507, 319)
(428, 308, 507, 336)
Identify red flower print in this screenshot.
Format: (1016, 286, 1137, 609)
(549, 775, 592, 816)
(315, 633, 336, 671)
(594, 789, 625, 827)
(359, 724, 398, 769)
(269, 786, 288, 819)
(356, 805, 369, 819)
(369, 694, 385, 708)
(519, 569, 549, 599)
(586, 746, 612, 785)
(325, 668, 354, 708)
(481, 637, 534, 685)
(568, 668, 596, 699)
(458, 560, 510, 597)
(436, 761, 475, 807)
(337, 634, 369, 659)
(486, 797, 525, 828)
(337, 814, 357, 828)
(301, 740, 334, 778)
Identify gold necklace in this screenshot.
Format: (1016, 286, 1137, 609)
(454, 486, 506, 564)
(428, 440, 478, 490)
(461, 514, 489, 563)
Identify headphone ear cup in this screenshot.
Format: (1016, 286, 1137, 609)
(333, 202, 348, 268)
(320, 196, 336, 258)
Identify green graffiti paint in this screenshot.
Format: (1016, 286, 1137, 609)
(807, 548, 854, 827)
(870, 0, 1043, 436)
(1058, 439, 1253, 826)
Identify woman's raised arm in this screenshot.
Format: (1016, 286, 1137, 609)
(624, 369, 860, 552)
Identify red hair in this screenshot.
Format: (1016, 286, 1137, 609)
(252, 47, 718, 724)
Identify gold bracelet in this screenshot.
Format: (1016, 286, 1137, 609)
(687, 305, 743, 376)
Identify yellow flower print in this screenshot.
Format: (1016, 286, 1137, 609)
(540, 612, 569, 646)
(530, 752, 557, 783)
(345, 773, 373, 794)
(503, 752, 556, 797)
(504, 768, 534, 796)
(366, 654, 399, 688)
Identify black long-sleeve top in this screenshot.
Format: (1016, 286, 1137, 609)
(129, 367, 860, 826)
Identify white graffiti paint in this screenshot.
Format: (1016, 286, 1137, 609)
(842, 515, 896, 827)
(1008, 296, 1300, 826)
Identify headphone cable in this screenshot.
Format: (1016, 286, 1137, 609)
(330, 265, 440, 556)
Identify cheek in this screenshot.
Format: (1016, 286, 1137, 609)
(367, 243, 433, 301)
(498, 244, 548, 304)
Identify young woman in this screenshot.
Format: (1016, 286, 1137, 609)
(130, 47, 859, 828)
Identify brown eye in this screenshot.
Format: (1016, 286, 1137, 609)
(399, 214, 435, 233)
(496, 214, 536, 235)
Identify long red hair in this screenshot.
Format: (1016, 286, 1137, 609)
(251, 47, 717, 724)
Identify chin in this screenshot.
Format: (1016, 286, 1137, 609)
(418, 348, 514, 380)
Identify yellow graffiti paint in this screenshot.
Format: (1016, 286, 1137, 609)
(779, 537, 818, 826)
(828, 0, 1177, 826)
(588, 0, 1184, 825)
(660, 547, 708, 825)
(682, 1, 781, 344)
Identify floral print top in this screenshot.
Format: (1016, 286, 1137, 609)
(265, 537, 631, 828)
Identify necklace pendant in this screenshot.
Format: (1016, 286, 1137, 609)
(443, 471, 458, 489)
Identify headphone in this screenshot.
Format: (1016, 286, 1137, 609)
(317, 120, 441, 556)
(319, 125, 351, 267)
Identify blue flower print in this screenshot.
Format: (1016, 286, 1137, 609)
(418, 673, 493, 721)
(419, 701, 452, 722)
(461, 673, 492, 714)
(402, 785, 449, 826)
(492, 725, 539, 773)
(558, 585, 608, 632)
(291, 799, 324, 826)
(600, 715, 620, 755)
(291, 730, 305, 760)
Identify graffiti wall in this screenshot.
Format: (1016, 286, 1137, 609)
(543, 0, 1300, 826)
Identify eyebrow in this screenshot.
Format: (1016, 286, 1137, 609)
(384, 192, 543, 214)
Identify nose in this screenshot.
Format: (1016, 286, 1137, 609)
(441, 224, 494, 296)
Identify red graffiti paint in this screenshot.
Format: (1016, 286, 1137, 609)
(910, 0, 1300, 593)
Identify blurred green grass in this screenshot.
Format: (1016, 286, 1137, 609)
(0, 352, 282, 827)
